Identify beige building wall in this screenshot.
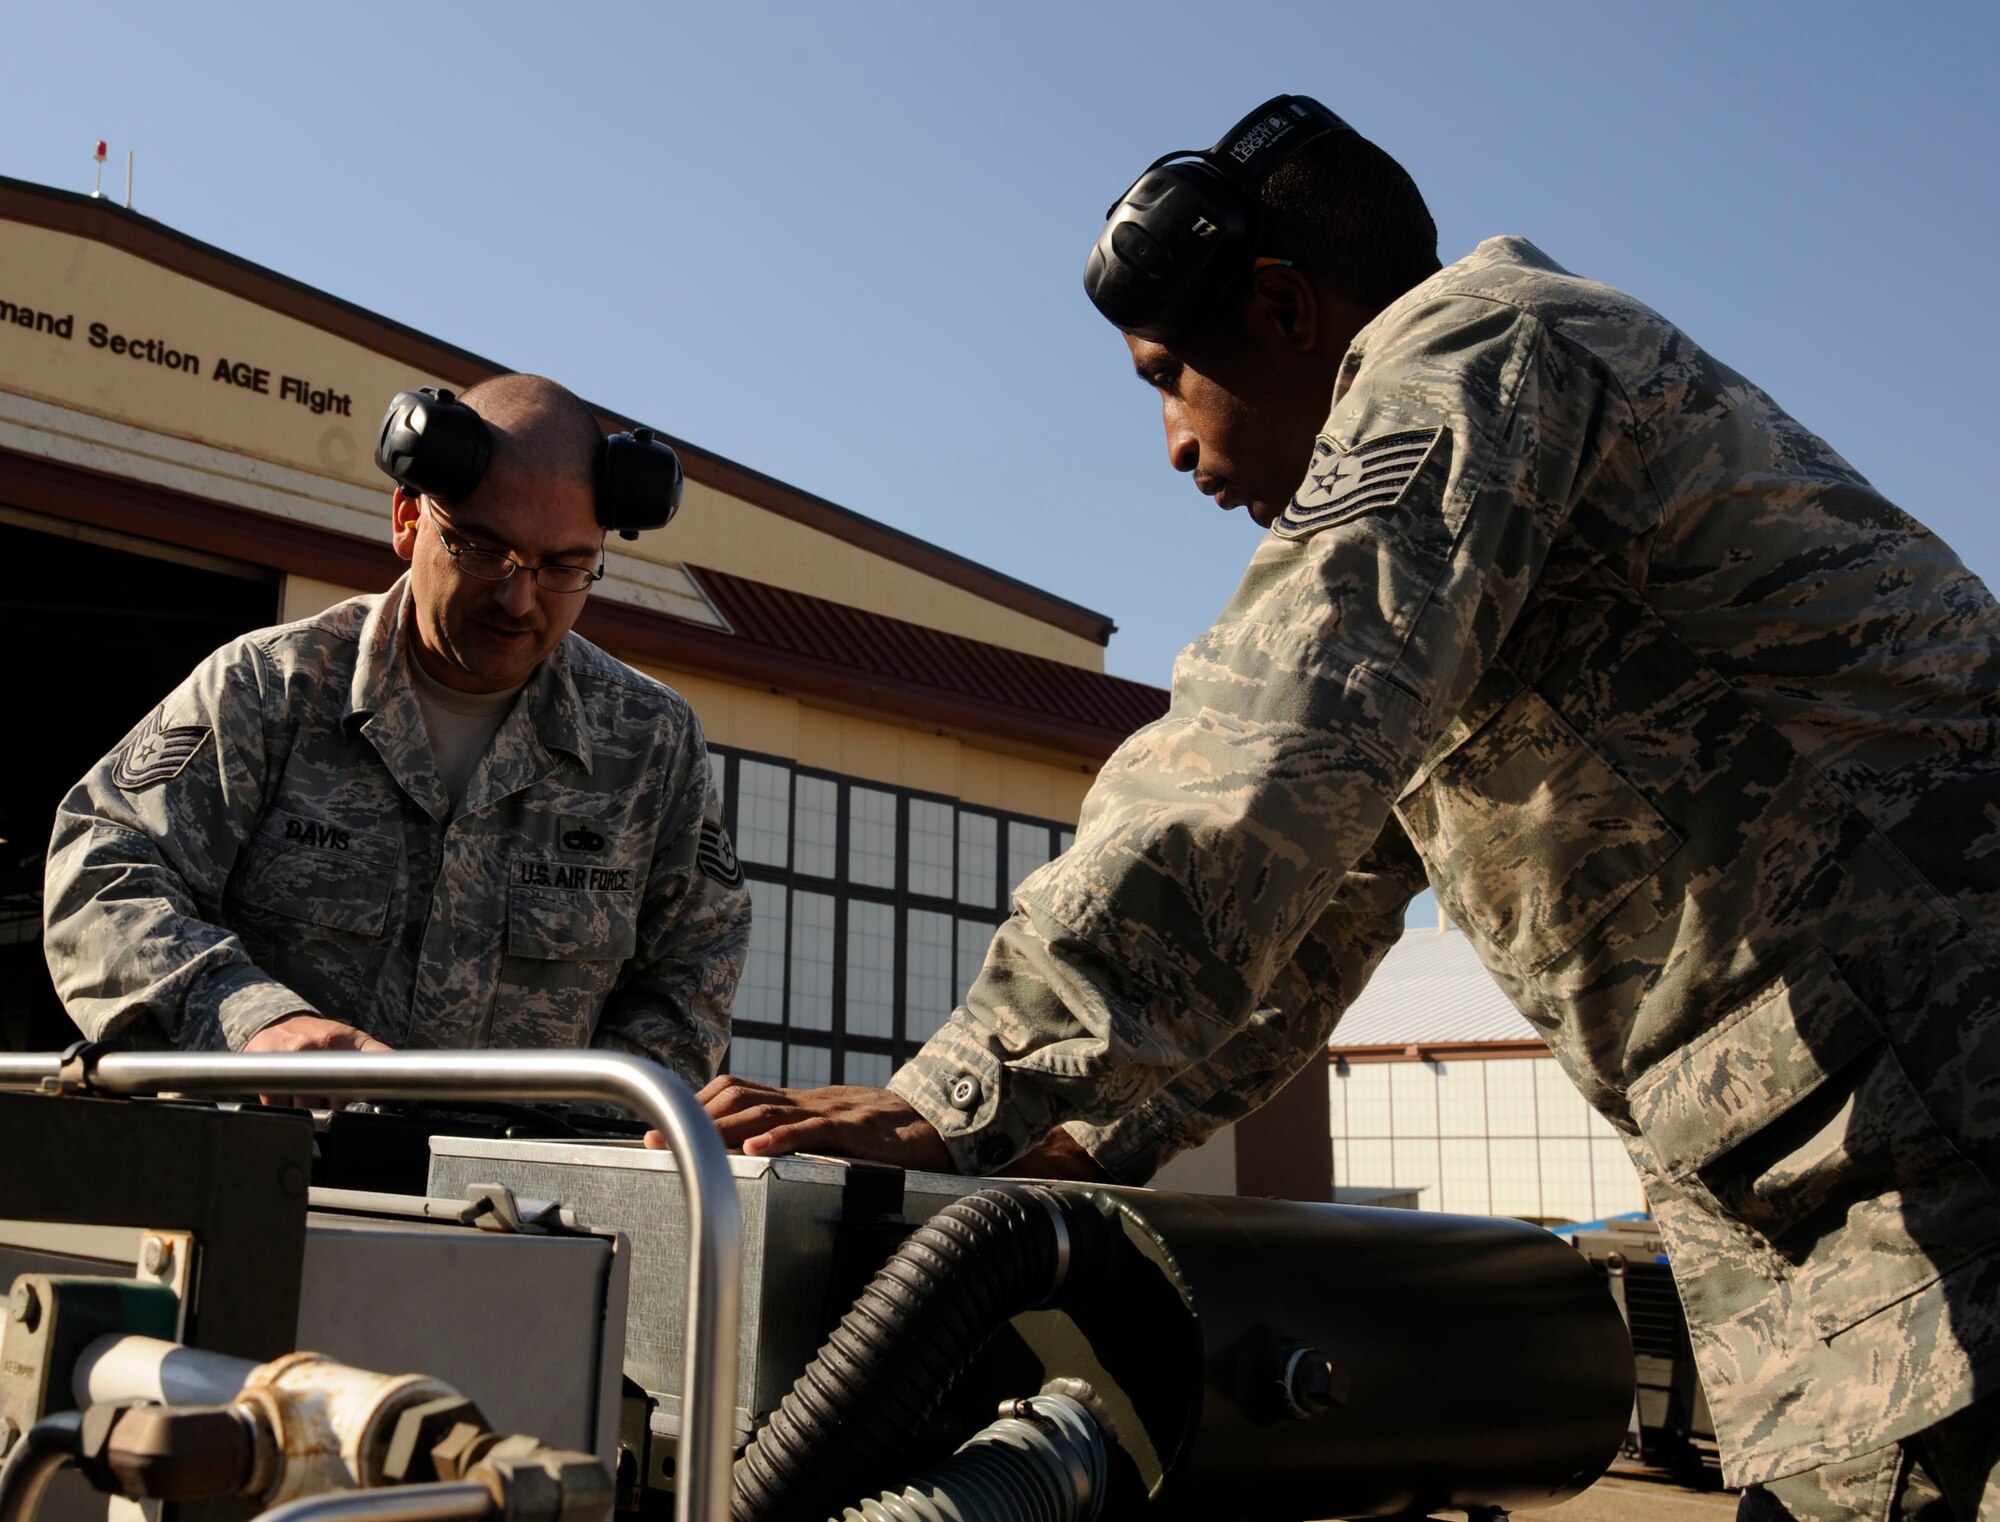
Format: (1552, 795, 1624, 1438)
(0, 223, 446, 490)
(279, 574, 359, 624)
(1330, 1054, 1647, 1223)
(1, 220, 1104, 671)
(659, 668, 1094, 820)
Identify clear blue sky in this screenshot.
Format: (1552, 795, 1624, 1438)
(6, 2, 1995, 693)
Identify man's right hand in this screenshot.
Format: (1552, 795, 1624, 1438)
(689, 1076, 955, 1172)
(993, 1125, 1113, 1184)
(243, 1013, 393, 1109)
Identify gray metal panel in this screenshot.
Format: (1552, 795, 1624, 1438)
(592, 1229, 630, 1466)
(425, 1141, 980, 1427)
(298, 1213, 622, 1462)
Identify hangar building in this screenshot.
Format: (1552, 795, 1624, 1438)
(0, 175, 1356, 1198)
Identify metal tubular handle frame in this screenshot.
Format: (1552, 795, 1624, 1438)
(0, 1050, 741, 1522)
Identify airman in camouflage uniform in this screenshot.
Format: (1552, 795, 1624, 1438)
(707, 113, 2000, 1515)
(45, 375, 748, 1085)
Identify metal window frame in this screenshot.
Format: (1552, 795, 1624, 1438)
(708, 745, 1066, 1083)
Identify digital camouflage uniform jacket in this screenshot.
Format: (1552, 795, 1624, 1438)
(891, 238, 2000, 1485)
(44, 577, 749, 1085)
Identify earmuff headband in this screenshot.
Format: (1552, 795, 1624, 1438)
(1083, 95, 1354, 343)
(374, 387, 684, 541)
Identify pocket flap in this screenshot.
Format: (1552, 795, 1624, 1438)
(238, 810, 398, 935)
(1629, 948, 1878, 1181)
(1396, 682, 1681, 972)
(507, 876, 638, 963)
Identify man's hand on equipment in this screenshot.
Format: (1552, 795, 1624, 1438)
(243, 1012, 394, 1109)
(993, 1126, 1113, 1183)
(662, 1077, 955, 1172)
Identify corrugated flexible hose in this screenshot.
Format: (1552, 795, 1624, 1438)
(734, 1187, 1083, 1522)
(832, 1394, 1105, 1522)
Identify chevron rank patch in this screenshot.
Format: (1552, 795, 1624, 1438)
(112, 707, 212, 791)
(1274, 426, 1445, 540)
(697, 819, 743, 888)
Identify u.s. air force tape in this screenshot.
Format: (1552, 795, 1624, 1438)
(698, 820, 743, 887)
(113, 707, 213, 790)
(1274, 426, 1445, 540)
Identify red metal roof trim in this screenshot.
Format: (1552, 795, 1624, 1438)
(688, 566, 1169, 742)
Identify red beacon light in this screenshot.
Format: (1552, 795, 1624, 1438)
(93, 141, 107, 162)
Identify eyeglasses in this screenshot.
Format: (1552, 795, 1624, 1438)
(426, 501, 604, 594)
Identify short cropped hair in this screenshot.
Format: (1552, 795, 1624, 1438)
(1257, 130, 1442, 315)
(458, 373, 605, 492)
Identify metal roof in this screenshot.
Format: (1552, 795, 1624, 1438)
(1329, 928, 1543, 1048)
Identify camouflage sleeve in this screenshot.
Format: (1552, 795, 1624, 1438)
(1061, 819, 1426, 1183)
(892, 295, 1596, 1173)
(42, 640, 312, 1048)
(591, 727, 749, 1088)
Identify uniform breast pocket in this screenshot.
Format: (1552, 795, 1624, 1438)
(235, 809, 398, 937)
(1630, 945, 2000, 1338)
(505, 878, 640, 963)
(1395, 682, 1682, 973)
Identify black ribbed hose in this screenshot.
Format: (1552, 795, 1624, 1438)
(734, 1186, 1088, 1522)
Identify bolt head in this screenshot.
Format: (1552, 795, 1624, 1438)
(8, 1282, 39, 1329)
(1278, 1343, 1347, 1419)
(140, 1236, 173, 1275)
(1291, 1352, 1333, 1407)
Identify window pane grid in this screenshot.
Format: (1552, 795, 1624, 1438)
(957, 812, 998, 909)
(844, 1049, 895, 1087)
(849, 788, 898, 889)
(737, 759, 792, 868)
(788, 890, 835, 1031)
(1006, 821, 1052, 897)
(956, 917, 996, 1006)
(1329, 1054, 1648, 1223)
(712, 746, 1069, 1085)
(908, 799, 955, 900)
(905, 908, 955, 1045)
(845, 900, 896, 1039)
(793, 774, 839, 880)
(737, 881, 788, 1025)
(728, 1037, 784, 1087)
(788, 1043, 831, 1088)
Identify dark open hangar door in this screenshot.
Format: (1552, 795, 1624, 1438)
(0, 506, 278, 1050)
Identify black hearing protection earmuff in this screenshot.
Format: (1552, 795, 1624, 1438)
(1083, 95, 1354, 344)
(374, 387, 685, 541)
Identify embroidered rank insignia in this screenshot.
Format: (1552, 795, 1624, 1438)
(1274, 426, 1445, 540)
(112, 707, 212, 790)
(697, 820, 743, 888)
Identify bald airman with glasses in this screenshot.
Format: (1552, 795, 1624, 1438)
(44, 374, 749, 1103)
